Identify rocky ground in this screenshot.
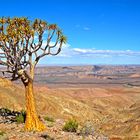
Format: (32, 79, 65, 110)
(0, 109, 108, 140)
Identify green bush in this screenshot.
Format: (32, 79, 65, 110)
(0, 108, 11, 114)
(0, 131, 8, 140)
(16, 110, 26, 123)
(44, 116, 55, 122)
(63, 119, 78, 132)
(0, 131, 5, 136)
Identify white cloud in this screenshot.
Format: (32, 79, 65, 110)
(57, 47, 140, 58)
(33, 35, 140, 59)
(73, 48, 140, 55)
(73, 48, 94, 53)
(83, 27, 90, 31)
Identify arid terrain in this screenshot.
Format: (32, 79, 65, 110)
(0, 65, 140, 140)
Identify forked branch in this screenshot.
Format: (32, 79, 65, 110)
(0, 17, 66, 80)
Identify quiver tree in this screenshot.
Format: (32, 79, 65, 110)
(0, 17, 66, 131)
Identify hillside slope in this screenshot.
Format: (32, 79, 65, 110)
(0, 78, 140, 139)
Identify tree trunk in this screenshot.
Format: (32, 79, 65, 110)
(24, 80, 46, 131)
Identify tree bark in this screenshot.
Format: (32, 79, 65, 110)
(24, 79, 46, 131)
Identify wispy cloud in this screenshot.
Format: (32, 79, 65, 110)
(33, 36, 140, 64)
(73, 48, 140, 55)
(75, 24, 91, 31)
(32, 35, 140, 58)
(83, 27, 90, 31)
(58, 47, 140, 58)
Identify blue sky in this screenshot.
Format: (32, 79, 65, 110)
(0, 0, 140, 65)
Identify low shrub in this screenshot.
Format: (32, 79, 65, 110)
(0, 108, 11, 115)
(0, 131, 5, 136)
(78, 121, 94, 136)
(15, 110, 26, 123)
(63, 119, 78, 132)
(0, 131, 8, 140)
(44, 116, 55, 122)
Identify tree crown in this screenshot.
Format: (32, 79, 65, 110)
(0, 17, 66, 80)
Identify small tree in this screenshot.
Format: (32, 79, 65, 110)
(0, 17, 66, 131)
